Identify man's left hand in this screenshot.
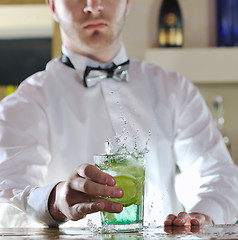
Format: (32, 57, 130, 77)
(164, 212, 214, 226)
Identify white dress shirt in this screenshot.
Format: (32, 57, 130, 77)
(0, 45, 238, 227)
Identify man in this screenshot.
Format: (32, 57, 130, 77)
(0, 0, 237, 228)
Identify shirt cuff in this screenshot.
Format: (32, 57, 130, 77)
(188, 198, 224, 224)
(26, 183, 63, 227)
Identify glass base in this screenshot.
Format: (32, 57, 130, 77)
(101, 222, 143, 233)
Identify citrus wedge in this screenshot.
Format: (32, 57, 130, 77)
(113, 175, 141, 207)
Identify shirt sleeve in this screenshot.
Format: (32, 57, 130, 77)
(26, 183, 61, 227)
(0, 89, 57, 227)
(173, 76, 238, 224)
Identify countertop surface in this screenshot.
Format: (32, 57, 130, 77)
(0, 225, 238, 239)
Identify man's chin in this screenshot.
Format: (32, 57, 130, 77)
(82, 37, 113, 51)
(91, 31, 111, 44)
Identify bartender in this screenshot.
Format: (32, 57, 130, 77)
(0, 0, 237, 227)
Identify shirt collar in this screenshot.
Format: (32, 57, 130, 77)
(61, 45, 128, 80)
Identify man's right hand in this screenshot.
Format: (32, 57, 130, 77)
(48, 164, 124, 222)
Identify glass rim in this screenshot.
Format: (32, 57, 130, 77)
(94, 153, 145, 166)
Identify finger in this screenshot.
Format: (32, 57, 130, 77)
(70, 177, 124, 198)
(190, 213, 214, 226)
(78, 197, 123, 213)
(164, 214, 176, 226)
(67, 199, 123, 221)
(173, 212, 191, 226)
(77, 164, 116, 186)
(190, 214, 205, 226)
(97, 198, 123, 213)
(67, 202, 105, 221)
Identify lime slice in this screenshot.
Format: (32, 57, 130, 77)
(102, 212, 117, 224)
(112, 175, 141, 207)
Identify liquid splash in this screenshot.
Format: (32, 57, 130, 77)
(105, 119, 151, 157)
(87, 219, 101, 233)
(111, 95, 152, 156)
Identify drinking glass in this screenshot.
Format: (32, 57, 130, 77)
(94, 147, 145, 233)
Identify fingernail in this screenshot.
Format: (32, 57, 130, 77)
(106, 176, 115, 186)
(115, 188, 123, 198)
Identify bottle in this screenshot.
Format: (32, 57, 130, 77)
(233, 0, 238, 46)
(158, 0, 184, 48)
(212, 96, 231, 153)
(217, 0, 238, 46)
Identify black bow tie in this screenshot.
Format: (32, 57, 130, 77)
(83, 60, 129, 87)
(61, 54, 130, 88)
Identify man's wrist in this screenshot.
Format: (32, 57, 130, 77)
(48, 183, 68, 223)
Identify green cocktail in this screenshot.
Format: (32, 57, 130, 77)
(94, 145, 145, 233)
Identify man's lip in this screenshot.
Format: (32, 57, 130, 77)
(84, 21, 108, 30)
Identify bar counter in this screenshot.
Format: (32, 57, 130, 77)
(0, 224, 238, 239)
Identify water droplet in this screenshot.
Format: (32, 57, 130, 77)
(105, 138, 113, 154)
(87, 219, 100, 233)
(102, 94, 151, 161)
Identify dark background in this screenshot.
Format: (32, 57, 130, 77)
(0, 38, 51, 85)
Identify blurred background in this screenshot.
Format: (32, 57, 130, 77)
(0, 0, 237, 163)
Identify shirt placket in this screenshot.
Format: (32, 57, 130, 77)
(100, 80, 125, 140)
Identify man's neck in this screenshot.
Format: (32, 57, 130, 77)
(64, 39, 122, 63)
